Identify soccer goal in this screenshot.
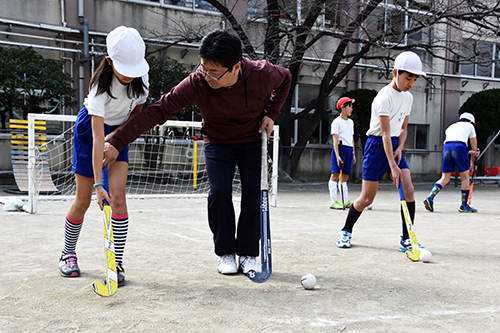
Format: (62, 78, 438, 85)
(22, 113, 279, 214)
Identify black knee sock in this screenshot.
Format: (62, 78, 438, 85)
(342, 204, 362, 233)
(401, 201, 415, 240)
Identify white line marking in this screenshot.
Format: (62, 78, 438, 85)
(170, 233, 204, 242)
(269, 307, 500, 327)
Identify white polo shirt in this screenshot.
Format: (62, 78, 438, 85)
(84, 74, 149, 126)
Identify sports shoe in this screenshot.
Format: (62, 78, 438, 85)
(239, 256, 262, 274)
(458, 204, 477, 213)
(423, 197, 434, 212)
(344, 201, 353, 208)
(117, 263, 125, 287)
(398, 236, 426, 252)
(337, 230, 352, 248)
(330, 201, 343, 209)
(59, 253, 80, 277)
(217, 254, 238, 274)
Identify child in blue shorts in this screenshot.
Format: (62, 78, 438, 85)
(58, 26, 149, 287)
(329, 97, 356, 209)
(423, 112, 480, 213)
(336, 51, 426, 252)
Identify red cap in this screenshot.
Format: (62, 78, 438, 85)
(337, 97, 355, 110)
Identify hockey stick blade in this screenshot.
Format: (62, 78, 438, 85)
(248, 130, 272, 283)
(398, 181, 421, 262)
(92, 273, 118, 296)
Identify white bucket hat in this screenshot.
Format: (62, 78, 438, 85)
(394, 51, 426, 77)
(460, 112, 475, 123)
(107, 26, 149, 78)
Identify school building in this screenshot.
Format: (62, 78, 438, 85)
(1, 0, 499, 182)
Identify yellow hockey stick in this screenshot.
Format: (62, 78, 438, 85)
(398, 181, 420, 261)
(92, 166, 118, 296)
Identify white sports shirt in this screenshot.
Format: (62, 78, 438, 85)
(366, 84, 413, 137)
(331, 116, 354, 147)
(84, 74, 149, 126)
(444, 121, 476, 144)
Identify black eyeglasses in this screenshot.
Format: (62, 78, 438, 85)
(196, 63, 229, 81)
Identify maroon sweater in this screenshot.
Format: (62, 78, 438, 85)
(109, 57, 292, 151)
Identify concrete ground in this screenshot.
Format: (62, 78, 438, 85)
(0, 182, 499, 332)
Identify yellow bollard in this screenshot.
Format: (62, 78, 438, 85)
(192, 136, 199, 190)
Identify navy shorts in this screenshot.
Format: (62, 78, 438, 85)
(362, 136, 409, 181)
(72, 108, 129, 178)
(331, 146, 354, 175)
(442, 141, 469, 173)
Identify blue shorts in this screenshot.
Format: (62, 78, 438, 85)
(72, 108, 129, 178)
(331, 146, 354, 175)
(442, 142, 469, 173)
(362, 136, 409, 181)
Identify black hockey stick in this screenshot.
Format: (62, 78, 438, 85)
(338, 140, 345, 210)
(468, 148, 479, 206)
(248, 129, 272, 283)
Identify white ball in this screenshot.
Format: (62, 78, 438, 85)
(301, 274, 316, 290)
(420, 250, 432, 263)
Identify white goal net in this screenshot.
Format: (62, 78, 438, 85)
(20, 113, 279, 213)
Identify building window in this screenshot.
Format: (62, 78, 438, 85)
(405, 124, 428, 150)
(462, 41, 499, 78)
(248, 0, 266, 18)
(495, 46, 500, 78)
(248, 0, 347, 30)
(366, 0, 433, 46)
(290, 83, 336, 146)
(125, 0, 222, 11)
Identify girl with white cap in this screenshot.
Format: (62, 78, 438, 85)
(423, 112, 480, 213)
(336, 51, 426, 252)
(58, 26, 149, 287)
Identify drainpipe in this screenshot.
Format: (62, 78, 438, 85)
(60, 0, 67, 116)
(78, 0, 89, 108)
(60, 0, 67, 27)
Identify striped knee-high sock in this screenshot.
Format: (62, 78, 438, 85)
(62, 214, 84, 256)
(428, 183, 442, 200)
(112, 213, 129, 266)
(461, 190, 469, 205)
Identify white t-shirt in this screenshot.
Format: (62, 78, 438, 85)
(444, 121, 476, 144)
(331, 116, 354, 147)
(84, 74, 149, 126)
(366, 84, 413, 137)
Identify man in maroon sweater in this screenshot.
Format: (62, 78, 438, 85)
(104, 29, 291, 275)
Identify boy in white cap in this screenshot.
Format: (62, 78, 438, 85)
(336, 51, 426, 252)
(58, 26, 149, 286)
(423, 112, 480, 213)
(329, 96, 356, 209)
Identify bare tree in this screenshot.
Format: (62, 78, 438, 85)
(170, 0, 500, 178)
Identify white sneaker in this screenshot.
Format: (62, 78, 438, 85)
(239, 256, 262, 274)
(217, 254, 238, 274)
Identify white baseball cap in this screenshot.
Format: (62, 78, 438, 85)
(107, 26, 149, 78)
(394, 51, 426, 77)
(460, 112, 475, 123)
